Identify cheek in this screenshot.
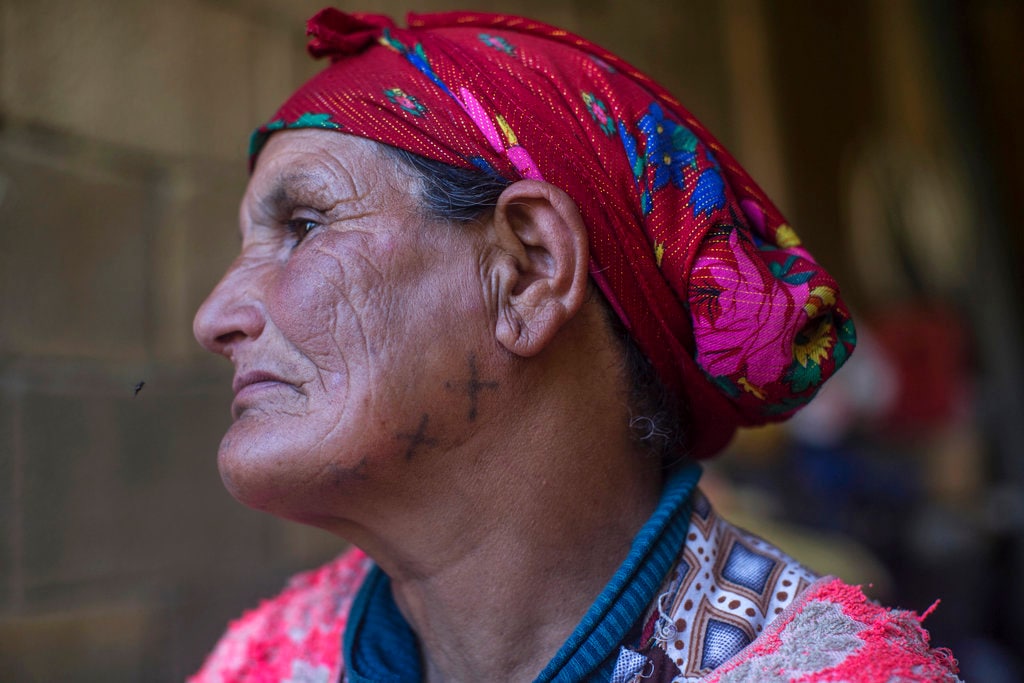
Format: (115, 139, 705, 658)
(266, 236, 386, 365)
(269, 258, 338, 353)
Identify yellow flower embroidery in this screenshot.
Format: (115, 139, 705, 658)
(794, 318, 834, 367)
(775, 224, 802, 248)
(737, 378, 767, 400)
(654, 242, 665, 267)
(803, 285, 837, 318)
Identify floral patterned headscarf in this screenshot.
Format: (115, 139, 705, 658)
(251, 9, 856, 459)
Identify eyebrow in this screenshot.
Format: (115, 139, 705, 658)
(242, 171, 329, 241)
(261, 166, 365, 213)
(263, 171, 324, 212)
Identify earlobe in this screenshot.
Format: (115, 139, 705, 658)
(490, 180, 589, 357)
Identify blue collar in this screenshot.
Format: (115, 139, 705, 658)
(343, 462, 701, 683)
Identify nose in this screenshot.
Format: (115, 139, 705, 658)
(193, 256, 269, 358)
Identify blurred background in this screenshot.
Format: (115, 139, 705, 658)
(1, 0, 1021, 680)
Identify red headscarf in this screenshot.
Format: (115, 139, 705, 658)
(251, 9, 856, 459)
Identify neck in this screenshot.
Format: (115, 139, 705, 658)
(397, 432, 662, 682)
(322, 312, 666, 681)
(346, 414, 662, 682)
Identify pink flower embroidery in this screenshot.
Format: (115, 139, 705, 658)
(383, 88, 426, 117)
(582, 91, 616, 136)
(691, 229, 810, 388)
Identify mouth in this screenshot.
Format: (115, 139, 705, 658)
(232, 370, 290, 395)
(231, 370, 298, 417)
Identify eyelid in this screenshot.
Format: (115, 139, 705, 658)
(285, 208, 325, 246)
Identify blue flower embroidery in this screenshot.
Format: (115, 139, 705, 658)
(468, 155, 500, 176)
(692, 166, 726, 217)
(618, 121, 653, 215)
(638, 103, 698, 191)
(618, 122, 643, 178)
(380, 29, 453, 98)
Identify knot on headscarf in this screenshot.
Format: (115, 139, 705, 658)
(306, 8, 397, 60)
(252, 10, 857, 458)
(687, 199, 852, 424)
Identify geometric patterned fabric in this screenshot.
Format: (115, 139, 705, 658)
(609, 646, 649, 683)
(632, 489, 818, 679)
(721, 542, 777, 595)
(700, 620, 751, 671)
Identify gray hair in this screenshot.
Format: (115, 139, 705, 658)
(383, 144, 687, 463)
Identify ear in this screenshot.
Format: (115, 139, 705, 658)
(490, 180, 589, 357)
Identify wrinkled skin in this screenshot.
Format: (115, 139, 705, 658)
(194, 129, 667, 683)
(193, 130, 498, 522)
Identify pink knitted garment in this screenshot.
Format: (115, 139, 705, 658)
(189, 548, 370, 683)
(698, 578, 961, 683)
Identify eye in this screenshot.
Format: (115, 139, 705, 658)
(285, 217, 320, 245)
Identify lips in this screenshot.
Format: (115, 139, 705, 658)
(230, 370, 301, 419)
(232, 370, 291, 395)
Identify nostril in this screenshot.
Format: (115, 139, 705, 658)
(215, 330, 249, 348)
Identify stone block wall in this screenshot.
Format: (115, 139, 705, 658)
(0, 1, 734, 679)
(1, 1, 354, 679)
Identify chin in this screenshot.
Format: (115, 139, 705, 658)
(217, 418, 307, 512)
(216, 415, 374, 520)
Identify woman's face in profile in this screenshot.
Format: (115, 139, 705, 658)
(193, 130, 492, 521)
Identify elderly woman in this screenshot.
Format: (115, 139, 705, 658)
(190, 9, 958, 683)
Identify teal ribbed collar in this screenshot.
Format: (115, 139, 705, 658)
(343, 462, 701, 683)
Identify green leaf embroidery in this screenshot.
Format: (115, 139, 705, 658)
(832, 338, 849, 368)
(785, 356, 821, 393)
(711, 374, 741, 398)
(782, 270, 815, 286)
(293, 112, 340, 129)
(763, 395, 812, 417)
(672, 125, 698, 154)
(839, 318, 857, 346)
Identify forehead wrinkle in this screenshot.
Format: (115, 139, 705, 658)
(260, 166, 357, 212)
(243, 134, 419, 238)
(256, 148, 370, 208)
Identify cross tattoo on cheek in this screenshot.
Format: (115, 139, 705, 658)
(396, 414, 438, 461)
(445, 353, 499, 422)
